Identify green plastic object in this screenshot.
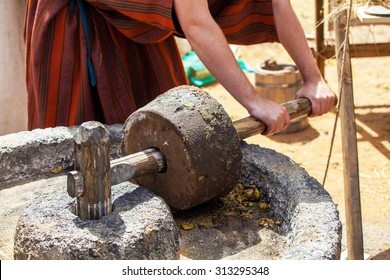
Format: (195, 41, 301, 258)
(182, 51, 253, 87)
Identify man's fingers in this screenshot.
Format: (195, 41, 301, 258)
(262, 110, 290, 136)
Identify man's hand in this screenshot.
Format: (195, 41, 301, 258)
(296, 78, 336, 117)
(246, 95, 291, 136)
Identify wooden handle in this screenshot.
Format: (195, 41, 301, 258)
(233, 98, 312, 139)
(107, 98, 311, 183)
(110, 148, 166, 185)
(109, 99, 314, 183)
(68, 148, 166, 198)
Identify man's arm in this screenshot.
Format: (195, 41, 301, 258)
(173, 0, 290, 135)
(272, 0, 336, 117)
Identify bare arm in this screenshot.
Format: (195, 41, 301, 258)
(173, 0, 290, 135)
(272, 0, 336, 116)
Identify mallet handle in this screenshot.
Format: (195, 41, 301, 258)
(110, 148, 166, 185)
(68, 148, 166, 198)
(233, 98, 312, 139)
(109, 98, 312, 183)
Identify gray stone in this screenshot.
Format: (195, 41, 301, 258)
(0, 124, 123, 188)
(14, 179, 179, 260)
(2, 124, 341, 260)
(240, 142, 342, 259)
(175, 143, 341, 260)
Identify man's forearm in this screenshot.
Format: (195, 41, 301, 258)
(173, 0, 290, 134)
(188, 30, 258, 108)
(178, 5, 258, 110)
(272, 0, 322, 82)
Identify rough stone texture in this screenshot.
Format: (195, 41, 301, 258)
(1, 120, 341, 260)
(174, 143, 341, 260)
(0, 124, 123, 188)
(122, 86, 242, 210)
(240, 142, 342, 259)
(14, 179, 179, 260)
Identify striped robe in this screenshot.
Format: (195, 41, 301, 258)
(25, 0, 278, 129)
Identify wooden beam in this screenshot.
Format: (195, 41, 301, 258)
(316, 42, 390, 59)
(334, 7, 364, 260)
(315, 0, 325, 77)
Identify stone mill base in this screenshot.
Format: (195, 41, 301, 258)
(1, 125, 342, 260)
(13, 181, 178, 260)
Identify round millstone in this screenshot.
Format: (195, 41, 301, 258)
(122, 86, 242, 210)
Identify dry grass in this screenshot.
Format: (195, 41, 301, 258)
(320, 0, 390, 27)
(331, 0, 390, 11)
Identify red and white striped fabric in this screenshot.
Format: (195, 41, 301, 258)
(25, 0, 278, 129)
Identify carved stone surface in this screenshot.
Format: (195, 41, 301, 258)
(14, 180, 179, 260)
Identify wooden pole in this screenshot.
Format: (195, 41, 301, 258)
(233, 98, 312, 139)
(68, 99, 315, 193)
(334, 7, 364, 260)
(315, 0, 325, 77)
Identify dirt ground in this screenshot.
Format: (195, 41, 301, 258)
(203, 0, 390, 259)
(206, 53, 390, 259)
(0, 1, 389, 260)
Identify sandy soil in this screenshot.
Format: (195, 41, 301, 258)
(205, 52, 390, 259)
(206, 32, 390, 259)
(0, 1, 389, 260)
(203, 2, 390, 258)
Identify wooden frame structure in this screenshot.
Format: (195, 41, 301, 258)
(313, 0, 390, 260)
(314, 0, 390, 77)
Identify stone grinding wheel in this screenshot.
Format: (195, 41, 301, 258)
(122, 86, 242, 210)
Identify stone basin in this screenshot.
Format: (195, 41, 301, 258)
(0, 125, 341, 260)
